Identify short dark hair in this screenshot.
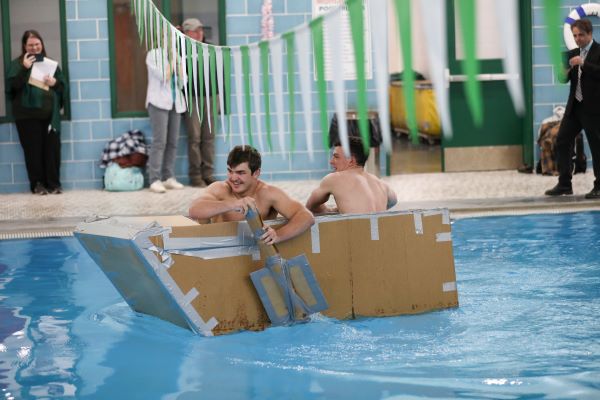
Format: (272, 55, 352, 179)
(21, 30, 47, 58)
(227, 145, 261, 173)
(572, 19, 593, 35)
(332, 136, 368, 166)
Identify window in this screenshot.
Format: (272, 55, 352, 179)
(0, 0, 69, 120)
(108, 0, 225, 117)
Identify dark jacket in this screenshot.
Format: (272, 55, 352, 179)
(563, 40, 600, 116)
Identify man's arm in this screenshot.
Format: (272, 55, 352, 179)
(188, 183, 255, 221)
(264, 186, 314, 244)
(305, 174, 337, 214)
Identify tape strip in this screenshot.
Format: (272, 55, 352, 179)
(170, 246, 256, 260)
(311, 223, 321, 253)
(413, 212, 423, 235)
(183, 287, 199, 304)
(436, 232, 452, 242)
(443, 281, 457, 292)
(370, 216, 379, 240)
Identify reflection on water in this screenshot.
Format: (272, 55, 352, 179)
(1, 212, 600, 399)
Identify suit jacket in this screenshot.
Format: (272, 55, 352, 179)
(564, 40, 600, 116)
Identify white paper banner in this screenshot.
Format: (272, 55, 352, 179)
(249, 44, 264, 152)
(180, 34, 189, 111)
(369, 0, 392, 154)
(270, 38, 287, 157)
(296, 27, 314, 160)
(418, 0, 453, 139)
(494, 0, 525, 114)
(191, 42, 201, 121)
(326, 10, 350, 157)
(215, 46, 226, 138)
(232, 47, 245, 145)
(202, 43, 212, 133)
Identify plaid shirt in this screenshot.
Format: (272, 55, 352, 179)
(100, 130, 147, 168)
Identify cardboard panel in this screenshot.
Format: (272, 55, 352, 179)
(351, 215, 413, 316)
(278, 219, 354, 320)
(76, 234, 190, 329)
(167, 253, 269, 335)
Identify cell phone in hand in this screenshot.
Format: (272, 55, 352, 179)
(34, 54, 44, 62)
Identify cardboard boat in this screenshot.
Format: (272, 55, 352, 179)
(74, 209, 459, 336)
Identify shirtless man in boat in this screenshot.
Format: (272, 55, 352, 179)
(306, 136, 397, 214)
(189, 145, 314, 245)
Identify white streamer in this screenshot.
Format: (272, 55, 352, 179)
(191, 43, 201, 121)
(327, 11, 350, 157)
(216, 46, 226, 138)
(232, 47, 246, 145)
(417, 0, 453, 139)
(296, 27, 314, 160)
(369, 0, 392, 154)
(202, 43, 212, 133)
(270, 38, 287, 157)
(249, 44, 264, 152)
(494, 0, 525, 114)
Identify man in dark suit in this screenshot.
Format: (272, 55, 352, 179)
(545, 18, 600, 199)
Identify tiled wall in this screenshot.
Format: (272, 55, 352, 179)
(531, 0, 599, 161)
(1, 0, 594, 193)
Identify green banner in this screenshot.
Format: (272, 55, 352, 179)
(241, 45, 254, 146)
(283, 32, 296, 152)
(310, 17, 329, 149)
(186, 38, 193, 115)
(543, 0, 566, 81)
(456, 0, 483, 126)
(209, 46, 219, 134)
(259, 41, 273, 151)
(196, 42, 204, 122)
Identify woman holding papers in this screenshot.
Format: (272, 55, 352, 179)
(6, 30, 67, 195)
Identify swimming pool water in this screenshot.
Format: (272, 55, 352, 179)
(1, 211, 599, 399)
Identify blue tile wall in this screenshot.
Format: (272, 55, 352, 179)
(0, 1, 581, 192)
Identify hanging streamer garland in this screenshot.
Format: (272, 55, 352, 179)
(309, 17, 329, 150)
(241, 45, 254, 146)
(392, 0, 419, 144)
(232, 48, 246, 145)
(222, 47, 232, 142)
(250, 45, 265, 152)
(259, 41, 273, 151)
(283, 32, 296, 152)
(347, 0, 371, 151)
(456, 0, 483, 126)
(215, 47, 226, 139)
(542, 0, 566, 82)
(186, 38, 193, 115)
(196, 42, 205, 123)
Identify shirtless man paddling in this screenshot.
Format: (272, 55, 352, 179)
(306, 137, 397, 214)
(189, 145, 314, 245)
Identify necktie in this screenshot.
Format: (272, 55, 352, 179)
(575, 49, 587, 102)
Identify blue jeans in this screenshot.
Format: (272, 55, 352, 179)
(147, 103, 181, 184)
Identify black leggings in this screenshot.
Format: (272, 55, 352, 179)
(15, 118, 61, 192)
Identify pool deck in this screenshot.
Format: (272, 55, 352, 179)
(1, 170, 599, 238)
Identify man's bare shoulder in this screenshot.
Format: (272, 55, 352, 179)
(203, 181, 233, 199)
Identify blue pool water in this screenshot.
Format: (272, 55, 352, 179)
(1, 211, 599, 399)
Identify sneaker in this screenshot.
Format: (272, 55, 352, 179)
(163, 177, 184, 190)
(33, 182, 48, 195)
(150, 180, 167, 193)
(544, 184, 573, 196)
(48, 186, 63, 194)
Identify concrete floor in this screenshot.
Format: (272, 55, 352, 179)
(1, 169, 599, 239)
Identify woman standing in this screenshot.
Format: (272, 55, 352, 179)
(6, 30, 67, 195)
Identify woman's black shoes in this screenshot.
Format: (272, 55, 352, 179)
(33, 182, 48, 195)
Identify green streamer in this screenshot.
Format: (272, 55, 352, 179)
(283, 32, 296, 152)
(186, 38, 193, 115)
(347, 0, 370, 151)
(241, 45, 254, 146)
(209, 46, 219, 135)
(543, 0, 566, 81)
(309, 17, 329, 149)
(222, 47, 232, 140)
(196, 42, 204, 122)
(259, 41, 273, 151)
(456, 0, 483, 126)
(392, 0, 418, 144)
